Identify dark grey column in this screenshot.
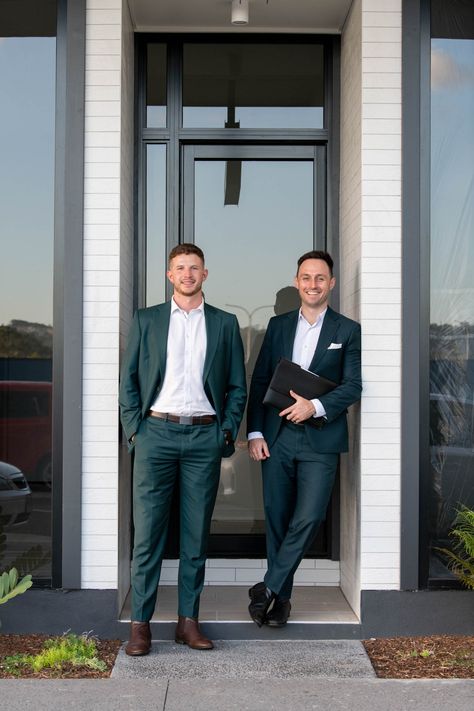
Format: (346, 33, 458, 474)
(53, 0, 86, 588)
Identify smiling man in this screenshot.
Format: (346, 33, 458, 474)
(246, 250, 361, 627)
(120, 243, 246, 654)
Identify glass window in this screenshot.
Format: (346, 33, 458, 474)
(183, 43, 324, 129)
(146, 44, 167, 127)
(0, 36, 56, 583)
(146, 144, 167, 306)
(428, 10, 474, 581)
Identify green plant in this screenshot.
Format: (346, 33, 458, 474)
(3, 633, 106, 674)
(437, 506, 474, 589)
(0, 568, 32, 605)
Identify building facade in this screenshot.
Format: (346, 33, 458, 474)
(1, 0, 473, 636)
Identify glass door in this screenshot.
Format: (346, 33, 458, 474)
(181, 144, 333, 557)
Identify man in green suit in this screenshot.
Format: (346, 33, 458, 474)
(247, 251, 361, 627)
(120, 244, 246, 654)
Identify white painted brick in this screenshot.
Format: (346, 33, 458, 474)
(362, 148, 400, 164)
(162, 559, 179, 568)
(363, 195, 401, 212)
(85, 162, 120, 178)
(85, 177, 120, 193)
(363, 134, 400, 151)
(362, 273, 400, 289)
(86, 9, 122, 25)
(81, 535, 117, 551)
(361, 442, 400, 459)
(207, 559, 263, 568)
(85, 69, 121, 86)
(86, 84, 121, 101)
(362, 505, 400, 522)
(84, 146, 120, 163)
(83, 272, 120, 287)
(364, 0, 401, 13)
(83, 426, 117, 442)
(362, 412, 400, 428)
(83, 348, 119, 364)
(81, 581, 116, 589)
(362, 72, 401, 88)
(362, 225, 401, 240)
(82, 442, 118, 458)
(86, 55, 121, 72)
(362, 57, 400, 74)
(86, 39, 121, 56)
(362, 320, 400, 336)
(80, 566, 117, 583)
(296, 558, 316, 569)
(363, 118, 400, 136)
(84, 225, 120, 240)
(83, 317, 119, 334)
(361, 570, 399, 586)
(362, 552, 400, 568)
(87, 0, 122, 10)
(362, 537, 399, 553)
(362, 87, 401, 104)
(362, 304, 400, 320)
(83, 301, 119, 318)
(361, 427, 400, 445)
(315, 560, 340, 570)
(362, 520, 399, 538)
(85, 115, 121, 132)
(363, 12, 401, 28)
(294, 569, 340, 584)
(234, 570, 268, 584)
(361, 463, 400, 478)
(82, 457, 117, 474)
(82, 378, 117, 395)
(362, 242, 400, 258)
(82, 394, 118, 411)
(82, 519, 117, 535)
(363, 27, 401, 43)
(82, 550, 117, 567)
(82, 487, 117, 504)
(362, 366, 400, 382)
(82, 502, 117, 520)
(86, 24, 121, 40)
(361, 490, 400, 507)
(85, 132, 120, 148)
(84, 194, 120, 210)
(83, 333, 119, 349)
(362, 180, 400, 196)
(205, 568, 236, 582)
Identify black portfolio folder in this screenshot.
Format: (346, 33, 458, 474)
(263, 358, 337, 428)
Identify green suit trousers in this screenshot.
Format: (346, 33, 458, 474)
(131, 416, 223, 621)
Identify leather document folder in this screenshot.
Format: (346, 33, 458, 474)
(263, 358, 337, 428)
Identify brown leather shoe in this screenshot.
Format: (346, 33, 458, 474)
(125, 621, 151, 656)
(175, 616, 214, 650)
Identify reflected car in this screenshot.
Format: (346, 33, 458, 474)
(0, 461, 32, 528)
(0, 381, 52, 487)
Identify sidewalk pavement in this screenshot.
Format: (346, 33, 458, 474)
(1, 640, 473, 711)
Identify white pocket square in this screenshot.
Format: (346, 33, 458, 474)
(328, 343, 342, 350)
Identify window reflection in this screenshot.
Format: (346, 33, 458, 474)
(183, 43, 324, 129)
(146, 144, 167, 306)
(429, 37, 474, 580)
(194, 160, 313, 539)
(146, 44, 167, 128)
(0, 37, 55, 582)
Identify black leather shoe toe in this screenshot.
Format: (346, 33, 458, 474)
(248, 582, 275, 627)
(265, 599, 291, 627)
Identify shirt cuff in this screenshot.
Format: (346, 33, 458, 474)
(248, 431, 264, 440)
(311, 399, 327, 418)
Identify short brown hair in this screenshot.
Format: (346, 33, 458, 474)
(168, 243, 205, 265)
(297, 250, 334, 276)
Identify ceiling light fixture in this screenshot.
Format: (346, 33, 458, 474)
(231, 0, 249, 26)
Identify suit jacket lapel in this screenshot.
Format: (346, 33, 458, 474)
(309, 306, 339, 372)
(282, 310, 299, 360)
(203, 304, 221, 382)
(155, 302, 171, 380)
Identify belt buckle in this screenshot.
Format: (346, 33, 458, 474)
(178, 415, 194, 425)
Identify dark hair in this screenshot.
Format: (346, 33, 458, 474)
(297, 250, 334, 276)
(168, 243, 205, 265)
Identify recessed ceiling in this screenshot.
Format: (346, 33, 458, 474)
(128, 0, 352, 34)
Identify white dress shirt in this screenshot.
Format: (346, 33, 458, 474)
(150, 298, 215, 416)
(248, 308, 327, 440)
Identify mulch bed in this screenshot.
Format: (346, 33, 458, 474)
(0, 634, 122, 679)
(363, 635, 474, 679)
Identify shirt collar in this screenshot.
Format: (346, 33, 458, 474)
(298, 306, 327, 327)
(171, 296, 205, 315)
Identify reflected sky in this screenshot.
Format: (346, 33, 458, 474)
(0, 37, 56, 326)
(194, 160, 314, 330)
(431, 39, 474, 326)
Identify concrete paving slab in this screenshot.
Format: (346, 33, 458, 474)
(0, 678, 473, 711)
(111, 640, 376, 679)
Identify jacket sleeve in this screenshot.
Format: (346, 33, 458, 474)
(246, 318, 275, 435)
(221, 315, 247, 440)
(318, 322, 362, 423)
(119, 311, 143, 444)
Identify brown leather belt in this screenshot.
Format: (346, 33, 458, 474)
(147, 410, 216, 426)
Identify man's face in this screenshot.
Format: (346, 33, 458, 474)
(294, 258, 335, 310)
(167, 253, 208, 297)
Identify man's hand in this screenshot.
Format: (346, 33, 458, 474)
(279, 390, 316, 424)
(248, 438, 270, 461)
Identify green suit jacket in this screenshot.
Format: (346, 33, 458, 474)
(119, 301, 247, 457)
(247, 306, 362, 453)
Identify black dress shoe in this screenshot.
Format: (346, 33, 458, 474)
(248, 582, 275, 627)
(265, 598, 291, 627)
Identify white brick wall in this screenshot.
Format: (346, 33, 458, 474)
(82, 0, 124, 588)
(340, 0, 402, 608)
